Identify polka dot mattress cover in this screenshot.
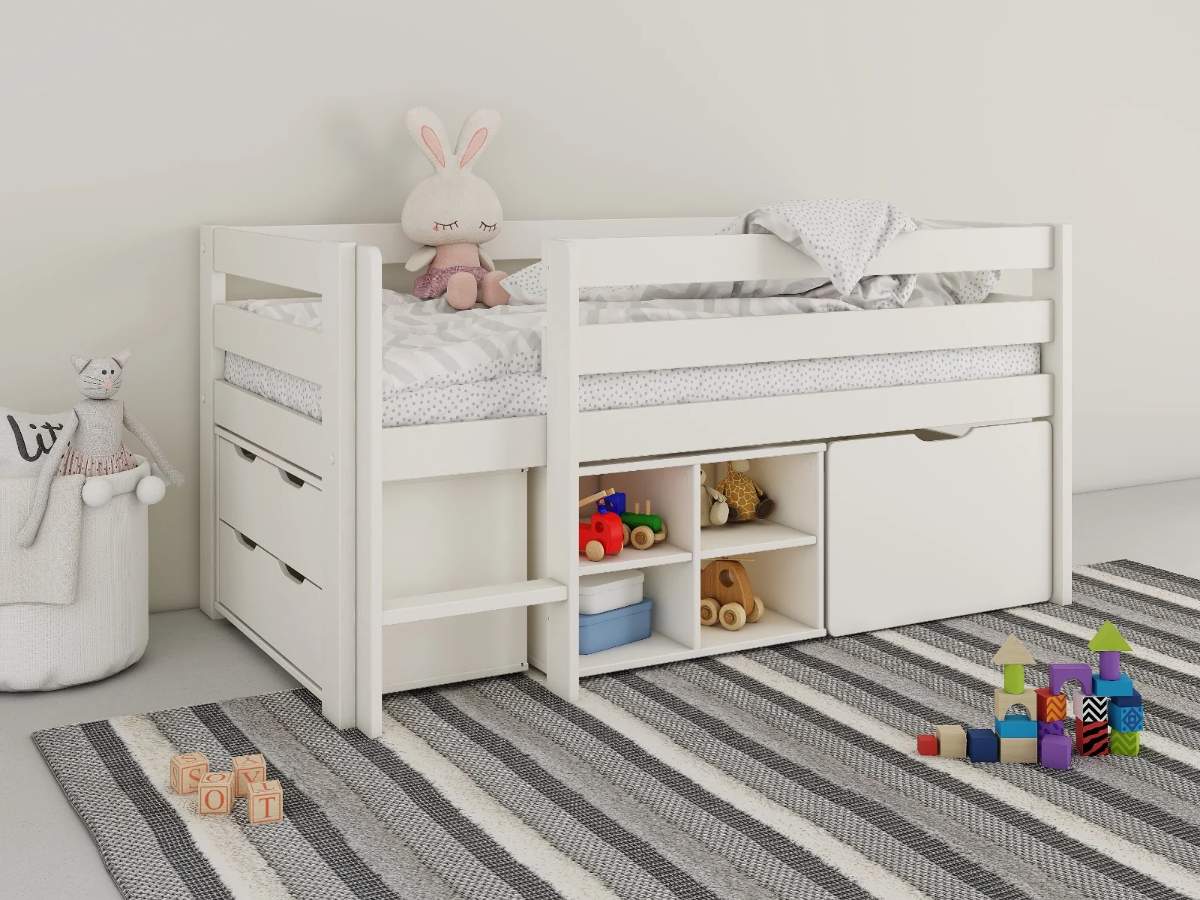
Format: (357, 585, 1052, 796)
(221, 290, 1040, 428)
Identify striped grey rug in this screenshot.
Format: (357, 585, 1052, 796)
(34, 560, 1200, 900)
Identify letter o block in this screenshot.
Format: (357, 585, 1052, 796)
(169, 752, 209, 795)
(248, 779, 284, 825)
(196, 771, 233, 816)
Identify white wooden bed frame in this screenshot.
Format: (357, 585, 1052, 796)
(199, 216, 1071, 738)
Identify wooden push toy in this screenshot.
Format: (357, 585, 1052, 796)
(699, 558, 764, 631)
(916, 621, 1144, 768)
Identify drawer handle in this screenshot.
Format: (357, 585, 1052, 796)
(279, 561, 308, 585)
(234, 530, 258, 551)
(235, 446, 258, 463)
(279, 470, 306, 489)
(914, 427, 974, 442)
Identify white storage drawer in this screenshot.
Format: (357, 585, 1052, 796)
(217, 522, 324, 682)
(217, 436, 326, 588)
(826, 422, 1051, 636)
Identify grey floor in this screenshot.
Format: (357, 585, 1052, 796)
(3, 479, 1199, 900)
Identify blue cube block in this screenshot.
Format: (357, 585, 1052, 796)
(995, 714, 1038, 739)
(1111, 689, 1143, 708)
(967, 728, 1000, 762)
(1093, 673, 1134, 697)
(1112, 704, 1145, 733)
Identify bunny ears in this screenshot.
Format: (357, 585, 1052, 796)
(406, 107, 501, 173)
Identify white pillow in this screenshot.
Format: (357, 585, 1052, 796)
(0, 408, 71, 478)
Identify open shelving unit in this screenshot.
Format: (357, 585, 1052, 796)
(532, 442, 826, 680)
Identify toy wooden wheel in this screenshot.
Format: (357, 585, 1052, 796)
(584, 540, 605, 562)
(748, 595, 764, 624)
(700, 597, 720, 627)
(655, 523, 667, 542)
(630, 525, 655, 550)
(718, 602, 747, 631)
(621, 523, 631, 547)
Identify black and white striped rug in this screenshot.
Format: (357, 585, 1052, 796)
(35, 560, 1200, 899)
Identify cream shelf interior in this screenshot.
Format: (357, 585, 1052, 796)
(555, 442, 826, 678)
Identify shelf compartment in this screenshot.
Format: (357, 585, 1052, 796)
(383, 578, 565, 626)
(699, 520, 816, 559)
(579, 541, 692, 575)
(699, 608, 824, 654)
(578, 631, 694, 676)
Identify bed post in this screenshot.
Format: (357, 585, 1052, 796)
(541, 239, 581, 701)
(199, 227, 226, 620)
(1035, 224, 1072, 605)
(320, 242, 360, 728)
(355, 246, 384, 738)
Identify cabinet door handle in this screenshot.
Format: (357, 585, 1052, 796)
(279, 470, 306, 489)
(234, 530, 258, 551)
(235, 446, 258, 463)
(279, 561, 308, 585)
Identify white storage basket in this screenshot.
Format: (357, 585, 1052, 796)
(0, 460, 153, 691)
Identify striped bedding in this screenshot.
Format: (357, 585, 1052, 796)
(34, 560, 1200, 899)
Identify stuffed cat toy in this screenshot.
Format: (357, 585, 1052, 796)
(16, 352, 182, 547)
(401, 107, 509, 310)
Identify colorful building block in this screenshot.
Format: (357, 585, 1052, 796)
(916, 734, 939, 756)
(1039, 733, 1073, 769)
(1037, 720, 1065, 738)
(197, 771, 234, 815)
(1111, 705, 1145, 733)
(1093, 673, 1134, 697)
(1111, 689, 1144, 708)
(993, 635, 1035, 694)
(967, 728, 1000, 762)
(994, 687, 1037, 721)
(1075, 719, 1110, 757)
(1000, 737, 1038, 763)
(169, 752, 209, 795)
(1090, 621, 1131, 681)
(995, 714, 1038, 739)
(248, 779, 284, 824)
(1110, 730, 1141, 757)
(1078, 695, 1110, 723)
(1048, 662, 1094, 696)
(1035, 687, 1067, 722)
(935, 725, 967, 759)
(232, 753, 267, 798)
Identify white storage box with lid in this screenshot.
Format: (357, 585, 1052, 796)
(579, 570, 645, 615)
(825, 422, 1052, 636)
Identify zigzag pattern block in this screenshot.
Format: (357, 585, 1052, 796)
(1079, 696, 1110, 724)
(1110, 730, 1141, 757)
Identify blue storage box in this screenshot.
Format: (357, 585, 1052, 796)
(579, 598, 652, 655)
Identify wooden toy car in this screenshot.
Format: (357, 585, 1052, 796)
(620, 500, 667, 551)
(579, 489, 625, 561)
(700, 558, 764, 631)
(579, 512, 624, 561)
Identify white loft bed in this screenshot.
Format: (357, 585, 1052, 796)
(199, 216, 1071, 738)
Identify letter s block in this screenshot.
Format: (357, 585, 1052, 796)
(169, 752, 209, 795)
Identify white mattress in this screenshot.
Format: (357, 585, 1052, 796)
(223, 291, 1041, 428)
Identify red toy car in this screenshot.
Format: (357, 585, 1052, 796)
(579, 512, 624, 561)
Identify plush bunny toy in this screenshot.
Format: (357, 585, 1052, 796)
(401, 107, 509, 310)
(16, 352, 182, 547)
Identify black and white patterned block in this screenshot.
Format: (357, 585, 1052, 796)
(1079, 696, 1110, 723)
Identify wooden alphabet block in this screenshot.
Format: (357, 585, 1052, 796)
(169, 752, 209, 795)
(232, 753, 267, 798)
(247, 779, 284, 825)
(935, 724, 967, 759)
(196, 771, 234, 816)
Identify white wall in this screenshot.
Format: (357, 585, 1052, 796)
(2, 0, 1198, 610)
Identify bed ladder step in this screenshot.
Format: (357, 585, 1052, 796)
(382, 578, 567, 627)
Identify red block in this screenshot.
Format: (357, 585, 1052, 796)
(1036, 687, 1067, 722)
(1075, 719, 1110, 757)
(916, 734, 939, 756)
